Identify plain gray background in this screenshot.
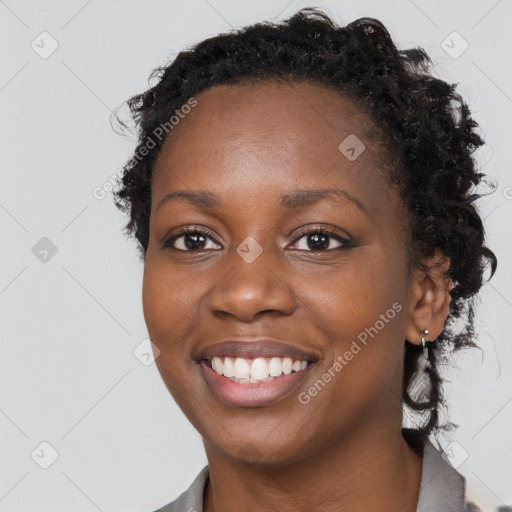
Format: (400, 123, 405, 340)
(1, 0, 511, 510)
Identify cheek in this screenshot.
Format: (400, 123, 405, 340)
(141, 257, 208, 418)
(142, 254, 206, 349)
(290, 265, 406, 438)
(297, 249, 408, 380)
(305, 248, 404, 329)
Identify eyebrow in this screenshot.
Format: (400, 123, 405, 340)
(156, 188, 369, 216)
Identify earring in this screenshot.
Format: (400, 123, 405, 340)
(417, 327, 430, 349)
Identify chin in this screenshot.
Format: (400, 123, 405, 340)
(206, 432, 309, 468)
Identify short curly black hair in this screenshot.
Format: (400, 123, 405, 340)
(113, 7, 497, 441)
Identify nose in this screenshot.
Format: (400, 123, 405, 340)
(207, 245, 296, 322)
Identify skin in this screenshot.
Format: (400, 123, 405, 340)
(142, 81, 453, 512)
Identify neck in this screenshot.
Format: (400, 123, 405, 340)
(203, 426, 423, 512)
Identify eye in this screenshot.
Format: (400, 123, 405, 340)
(163, 227, 222, 251)
(289, 227, 353, 252)
(162, 226, 352, 252)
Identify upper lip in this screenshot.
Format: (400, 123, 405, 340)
(197, 338, 319, 362)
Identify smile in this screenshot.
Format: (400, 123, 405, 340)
(206, 356, 309, 383)
(200, 356, 315, 407)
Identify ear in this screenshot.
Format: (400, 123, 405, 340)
(405, 250, 454, 346)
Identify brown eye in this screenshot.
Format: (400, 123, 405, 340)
(289, 228, 353, 252)
(164, 228, 222, 251)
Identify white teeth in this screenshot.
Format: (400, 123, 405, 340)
(269, 357, 283, 377)
(282, 357, 293, 375)
(209, 356, 310, 382)
(223, 357, 234, 377)
(233, 358, 250, 379)
(251, 357, 270, 380)
(211, 356, 222, 374)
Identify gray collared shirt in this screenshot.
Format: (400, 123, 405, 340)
(154, 439, 477, 511)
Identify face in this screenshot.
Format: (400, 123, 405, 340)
(143, 81, 415, 464)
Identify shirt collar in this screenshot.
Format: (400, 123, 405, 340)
(416, 437, 466, 511)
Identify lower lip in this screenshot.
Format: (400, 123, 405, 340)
(199, 361, 315, 407)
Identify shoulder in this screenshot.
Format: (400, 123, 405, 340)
(152, 466, 209, 512)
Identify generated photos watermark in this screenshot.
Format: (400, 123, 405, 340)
(298, 301, 403, 404)
(93, 97, 197, 200)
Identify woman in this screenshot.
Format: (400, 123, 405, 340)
(113, 8, 497, 511)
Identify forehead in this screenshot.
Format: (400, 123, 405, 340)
(152, 81, 391, 210)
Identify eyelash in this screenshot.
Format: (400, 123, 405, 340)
(292, 226, 353, 251)
(162, 225, 353, 252)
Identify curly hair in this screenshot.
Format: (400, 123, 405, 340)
(113, 7, 497, 442)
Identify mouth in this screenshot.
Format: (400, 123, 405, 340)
(202, 356, 312, 383)
(196, 339, 319, 407)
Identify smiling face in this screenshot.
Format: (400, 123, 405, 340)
(142, 80, 417, 464)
